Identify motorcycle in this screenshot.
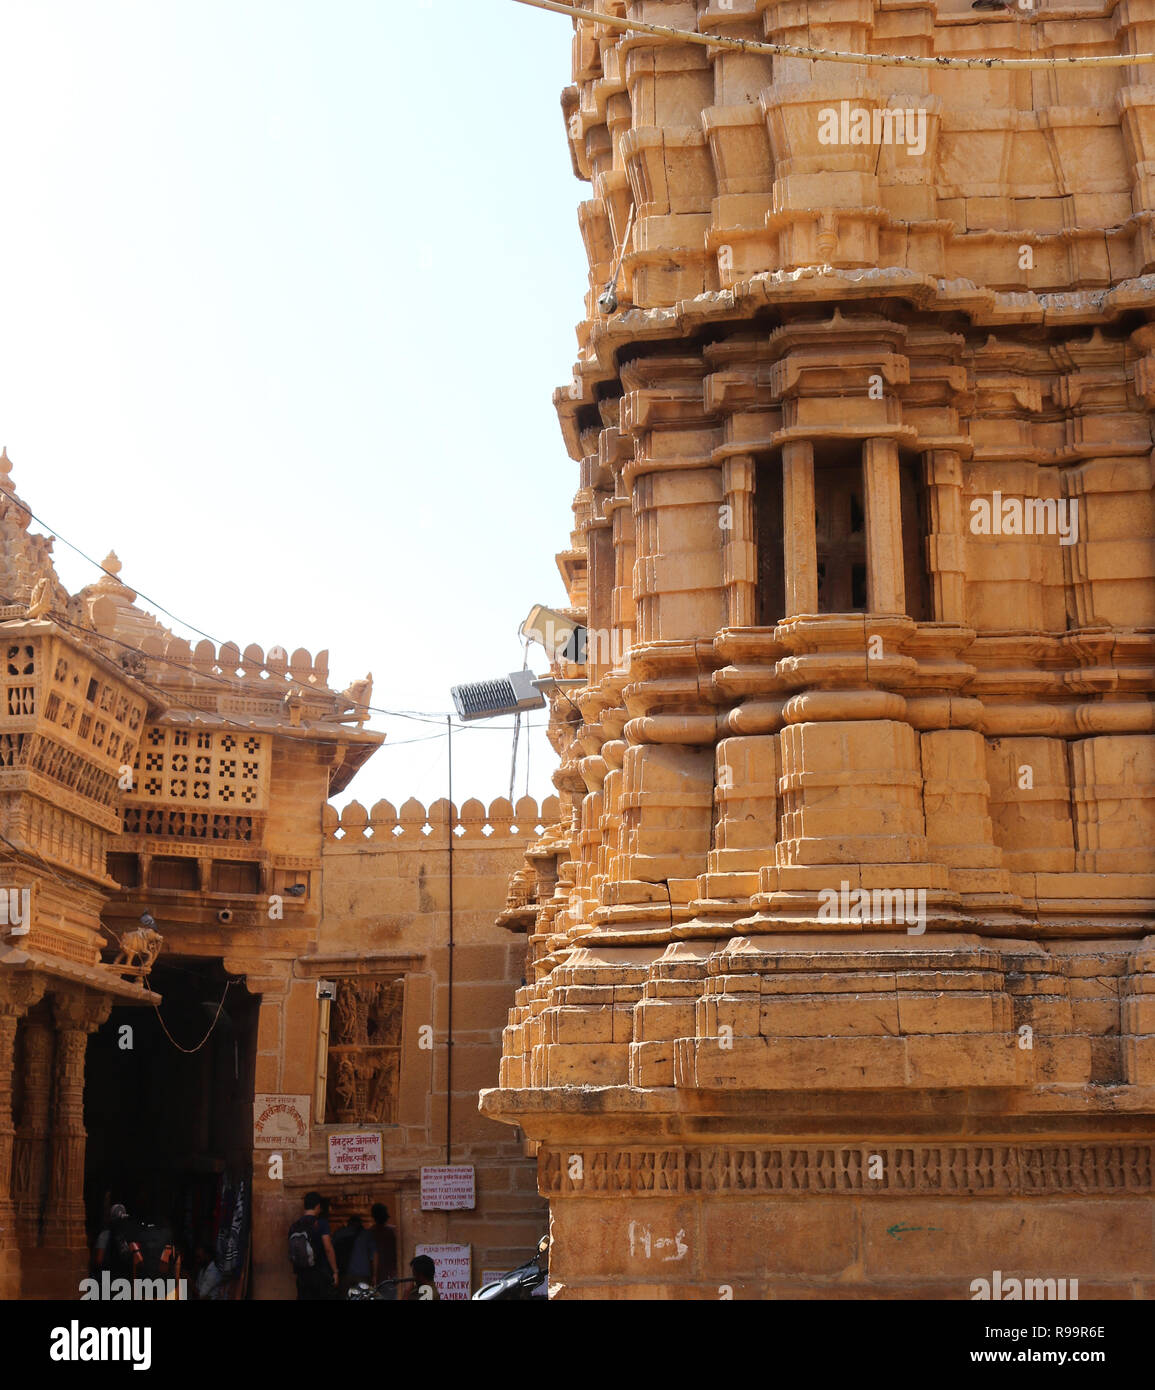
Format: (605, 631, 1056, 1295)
(346, 1276, 412, 1301)
(471, 1235, 549, 1301)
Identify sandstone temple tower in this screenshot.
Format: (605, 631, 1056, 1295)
(484, 0, 1155, 1297)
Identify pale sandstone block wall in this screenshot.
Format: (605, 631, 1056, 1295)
(249, 795, 553, 1299)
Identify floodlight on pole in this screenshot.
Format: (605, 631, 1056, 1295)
(520, 604, 587, 665)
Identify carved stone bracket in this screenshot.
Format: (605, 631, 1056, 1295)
(0, 975, 46, 1016)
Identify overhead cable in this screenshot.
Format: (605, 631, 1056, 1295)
(512, 0, 1155, 70)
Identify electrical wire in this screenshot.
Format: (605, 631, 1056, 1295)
(525, 714, 532, 799)
(0, 829, 79, 892)
(147, 976, 234, 1054)
(0, 482, 456, 727)
(512, 0, 1155, 69)
(603, 201, 636, 300)
(0, 486, 223, 645)
(375, 729, 453, 748)
(509, 712, 522, 802)
(1, 485, 566, 733)
(52, 610, 535, 736)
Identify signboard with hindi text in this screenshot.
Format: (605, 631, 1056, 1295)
(252, 1094, 311, 1149)
(420, 1165, 475, 1210)
(416, 1243, 471, 1301)
(327, 1131, 383, 1175)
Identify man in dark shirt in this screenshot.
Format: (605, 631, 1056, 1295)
(294, 1192, 338, 1300)
(369, 1203, 398, 1298)
(405, 1254, 440, 1301)
(93, 1202, 135, 1280)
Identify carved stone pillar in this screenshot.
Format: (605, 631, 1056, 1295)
(42, 991, 109, 1273)
(607, 491, 636, 658)
(0, 976, 44, 1300)
(782, 440, 817, 615)
(721, 454, 756, 626)
(924, 448, 966, 623)
(863, 437, 906, 614)
(0, 1010, 22, 1301)
(12, 1009, 53, 1242)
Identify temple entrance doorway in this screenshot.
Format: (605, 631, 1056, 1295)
(83, 957, 258, 1297)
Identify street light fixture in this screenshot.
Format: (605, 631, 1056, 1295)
(450, 669, 546, 722)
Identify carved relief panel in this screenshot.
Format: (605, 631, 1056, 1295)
(324, 977, 404, 1126)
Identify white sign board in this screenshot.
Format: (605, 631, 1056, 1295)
(420, 1165, 475, 1211)
(327, 1131, 383, 1175)
(416, 1243, 472, 1301)
(253, 1094, 311, 1149)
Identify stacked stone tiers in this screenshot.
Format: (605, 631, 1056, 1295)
(485, 0, 1155, 1297)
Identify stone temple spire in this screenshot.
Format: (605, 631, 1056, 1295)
(0, 447, 63, 606)
(485, 2, 1155, 1300)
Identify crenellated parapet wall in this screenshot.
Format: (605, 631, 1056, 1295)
(323, 794, 561, 845)
(130, 635, 334, 688)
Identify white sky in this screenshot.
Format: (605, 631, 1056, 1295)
(0, 0, 588, 815)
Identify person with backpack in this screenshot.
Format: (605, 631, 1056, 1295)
(288, 1192, 338, 1300)
(93, 1202, 135, 1280)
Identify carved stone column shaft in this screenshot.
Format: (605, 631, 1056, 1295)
(782, 440, 817, 615)
(924, 448, 966, 623)
(863, 436, 906, 614)
(13, 1016, 53, 1239)
(0, 1012, 20, 1236)
(721, 454, 756, 626)
(42, 992, 108, 1257)
(43, 1026, 88, 1250)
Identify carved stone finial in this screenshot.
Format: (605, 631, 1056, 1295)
(89, 548, 136, 604)
(0, 446, 28, 521)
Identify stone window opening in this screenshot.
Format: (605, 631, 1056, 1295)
(755, 441, 932, 622)
(106, 851, 140, 888)
(754, 454, 784, 626)
(148, 855, 199, 892)
(898, 451, 932, 623)
(210, 860, 262, 895)
(815, 455, 869, 614)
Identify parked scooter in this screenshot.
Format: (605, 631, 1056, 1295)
(471, 1235, 549, 1301)
(346, 1276, 412, 1301)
